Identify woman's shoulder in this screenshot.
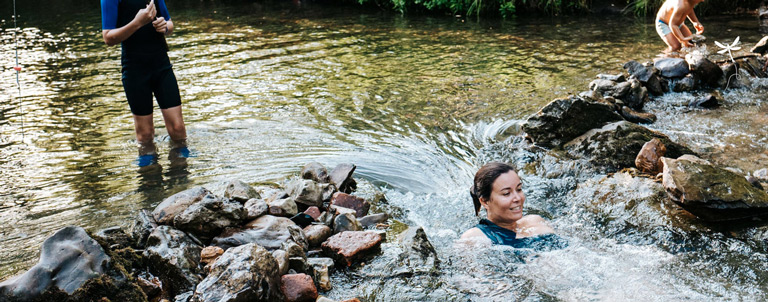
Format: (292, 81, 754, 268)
(458, 227, 493, 246)
(516, 215, 554, 237)
(460, 227, 484, 240)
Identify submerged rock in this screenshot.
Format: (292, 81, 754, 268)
(321, 231, 383, 267)
(662, 155, 768, 221)
(0, 227, 110, 300)
(398, 227, 439, 274)
(689, 93, 720, 108)
(191, 243, 282, 302)
(565, 121, 694, 172)
(635, 138, 667, 174)
(522, 96, 623, 149)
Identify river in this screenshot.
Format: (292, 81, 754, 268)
(1, 0, 767, 300)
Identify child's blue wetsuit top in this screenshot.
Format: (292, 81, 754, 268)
(476, 218, 568, 251)
(101, 0, 171, 54)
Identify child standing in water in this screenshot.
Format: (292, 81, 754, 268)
(656, 0, 705, 52)
(101, 0, 189, 166)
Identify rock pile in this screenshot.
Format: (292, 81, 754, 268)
(0, 162, 437, 302)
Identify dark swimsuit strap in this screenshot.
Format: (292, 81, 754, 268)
(476, 218, 521, 246)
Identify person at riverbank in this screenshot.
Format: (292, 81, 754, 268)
(101, 0, 189, 166)
(460, 162, 565, 249)
(656, 0, 705, 52)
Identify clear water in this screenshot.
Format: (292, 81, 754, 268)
(2, 1, 768, 300)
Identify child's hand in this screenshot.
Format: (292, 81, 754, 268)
(693, 22, 704, 34)
(153, 17, 168, 34)
(134, 0, 157, 26)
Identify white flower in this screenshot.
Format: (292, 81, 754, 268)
(715, 36, 741, 55)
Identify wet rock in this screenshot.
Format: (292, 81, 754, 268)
(94, 226, 132, 250)
(564, 121, 695, 172)
(317, 297, 335, 302)
(244, 198, 269, 220)
(578, 90, 602, 102)
(200, 246, 224, 271)
(288, 257, 313, 276)
(597, 73, 626, 82)
(130, 209, 158, 248)
(301, 162, 330, 183)
(212, 215, 305, 251)
(223, 180, 260, 203)
(304, 206, 322, 220)
(621, 79, 649, 110)
(654, 58, 690, 78)
(672, 74, 695, 92)
(321, 231, 383, 267)
(137, 274, 162, 300)
(173, 193, 247, 241)
(268, 197, 298, 217)
(589, 79, 618, 95)
(176, 291, 194, 302)
(689, 93, 720, 108)
(398, 227, 439, 274)
(287, 179, 332, 208)
(333, 213, 362, 234)
(635, 138, 667, 174)
(0, 227, 110, 300)
(686, 54, 723, 87)
(281, 274, 318, 302)
(144, 226, 203, 295)
(332, 205, 357, 216)
(340, 299, 362, 302)
(191, 243, 282, 302)
(359, 213, 389, 228)
(721, 63, 753, 89)
(307, 258, 334, 291)
(747, 176, 765, 190)
(273, 249, 290, 276)
(662, 156, 768, 221)
(330, 163, 357, 193)
(317, 211, 335, 227)
(619, 106, 656, 124)
(623, 60, 664, 96)
(330, 192, 370, 217)
(751, 36, 768, 55)
(755, 168, 768, 181)
(153, 186, 211, 225)
(303, 224, 332, 248)
(290, 213, 316, 228)
(521, 96, 623, 149)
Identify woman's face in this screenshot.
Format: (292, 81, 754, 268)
(483, 171, 525, 224)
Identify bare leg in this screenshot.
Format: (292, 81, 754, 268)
(160, 105, 187, 148)
(661, 32, 682, 52)
(134, 114, 157, 156)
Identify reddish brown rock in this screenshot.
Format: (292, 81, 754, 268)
(304, 206, 322, 220)
(635, 138, 666, 174)
(321, 231, 382, 267)
(280, 273, 317, 302)
(200, 246, 225, 265)
(340, 299, 361, 302)
(330, 193, 370, 218)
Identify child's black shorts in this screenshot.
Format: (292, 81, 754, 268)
(121, 52, 181, 116)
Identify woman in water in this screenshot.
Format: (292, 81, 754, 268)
(461, 162, 563, 249)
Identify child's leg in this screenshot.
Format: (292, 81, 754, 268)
(656, 21, 681, 51)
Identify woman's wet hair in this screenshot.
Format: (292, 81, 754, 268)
(470, 162, 517, 215)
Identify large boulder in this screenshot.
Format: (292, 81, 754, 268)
(191, 243, 282, 302)
(321, 231, 383, 267)
(212, 215, 307, 251)
(153, 187, 211, 225)
(144, 226, 203, 296)
(0, 227, 110, 300)
(662, 156, 768, 221)
(522, 96, 623, 149)
(654, 58, 690, 78)
(685, 53, 723, 87)
(173, 193, 247, 241)
(564, 121, 695, 172)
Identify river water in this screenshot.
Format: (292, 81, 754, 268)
(2, 0, 768, 300)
